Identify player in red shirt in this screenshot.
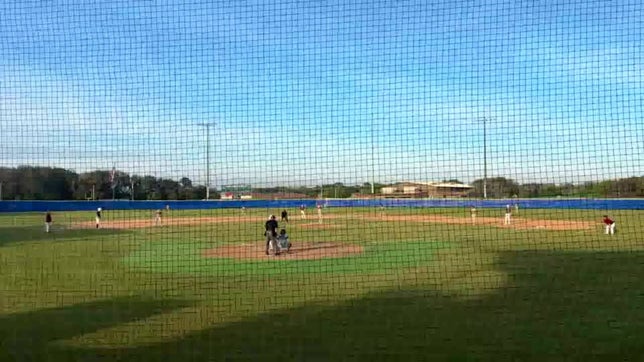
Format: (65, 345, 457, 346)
(603, 215, 616, 235)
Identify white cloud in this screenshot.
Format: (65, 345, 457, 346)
(2, 65, 641, 188)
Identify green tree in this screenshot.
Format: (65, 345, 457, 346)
(471, 177, 520, 198)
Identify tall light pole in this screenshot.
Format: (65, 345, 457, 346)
(197, 122, 216, 200)
(371, 118, 376, 195)
(481, 117, 488, 199)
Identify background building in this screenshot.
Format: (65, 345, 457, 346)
(380, 181, 473, 198)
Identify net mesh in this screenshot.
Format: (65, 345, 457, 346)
(1, 0, 643, 360)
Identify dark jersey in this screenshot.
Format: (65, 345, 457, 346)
(45, 213, 52, 223)
(96, 211, 101, 218)
(265, 219, 278, 236)
(281, 210, 288, 218)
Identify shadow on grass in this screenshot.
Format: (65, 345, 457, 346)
(0, 296, 193, 362)
(0, 226, 129, 247)
(5, 250, 644, 361)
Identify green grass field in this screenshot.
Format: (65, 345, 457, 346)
(1, 207, 643, 361)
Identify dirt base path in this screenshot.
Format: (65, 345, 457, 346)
(70, 213, 594, 232)
(203, 241, 364, 260)
(70, 216, 265, 230)
(356, 214, 594, 231)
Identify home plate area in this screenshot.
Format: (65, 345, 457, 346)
(203, 241, 364, 260)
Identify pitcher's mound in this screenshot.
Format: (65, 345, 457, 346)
(203, 241, 364, 260)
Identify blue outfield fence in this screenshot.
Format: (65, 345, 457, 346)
(0, 198, 643, 213)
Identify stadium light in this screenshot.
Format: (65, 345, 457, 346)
(480, 117, 489, 199)
(197, 122, 216, 200)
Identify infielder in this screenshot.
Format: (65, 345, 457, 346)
(300, 205, 306, 220)
(317, 204, 323, 224)
(470, 206, 477, 224)
(281, 209, 289, 223)
(264, 215, 279, 255)
(504, 204, 512, 225)
(154, 209, 162, 226)
(45, 211, 53, 233)
(603, 215, 616, 235)
(95, 207, 102, 229)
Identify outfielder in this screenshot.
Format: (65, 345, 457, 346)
(603, 215, 616, 235)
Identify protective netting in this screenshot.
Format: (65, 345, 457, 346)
(1, 1, 643, 360)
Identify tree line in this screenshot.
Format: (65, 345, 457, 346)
(0, 166, 213, 201)
(468, 176, 644, 198)
(0, 166, 642, 200)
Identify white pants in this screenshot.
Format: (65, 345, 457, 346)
(45, 222, 51, 232)
(96, 217, 101, 228)
(155, 216, 161, 225)
(471, 215, 476, 224)
(605, 223, 615, 235)
(300, 210, 306, 219)
(504, 213, 512, 225)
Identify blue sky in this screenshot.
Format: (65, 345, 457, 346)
(1, 0, 642, 187)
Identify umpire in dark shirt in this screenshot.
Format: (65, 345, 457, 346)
(265, 215, 279, 255)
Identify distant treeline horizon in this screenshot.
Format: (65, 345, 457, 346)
(0, 166, 642, 201)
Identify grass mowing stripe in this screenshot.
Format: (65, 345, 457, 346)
(123, 240, 449, 276)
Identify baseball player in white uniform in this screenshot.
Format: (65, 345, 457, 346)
(504, 204, 512, 225)
(154, 209, 162, 226)
(45, 211, 53, 233)
(95, 207, 102, 229)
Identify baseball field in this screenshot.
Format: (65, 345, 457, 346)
(1, 206, 643, 361)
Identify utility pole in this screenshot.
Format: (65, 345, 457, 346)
(197, 122, 216, 200)
(0, 181, 3, 201)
